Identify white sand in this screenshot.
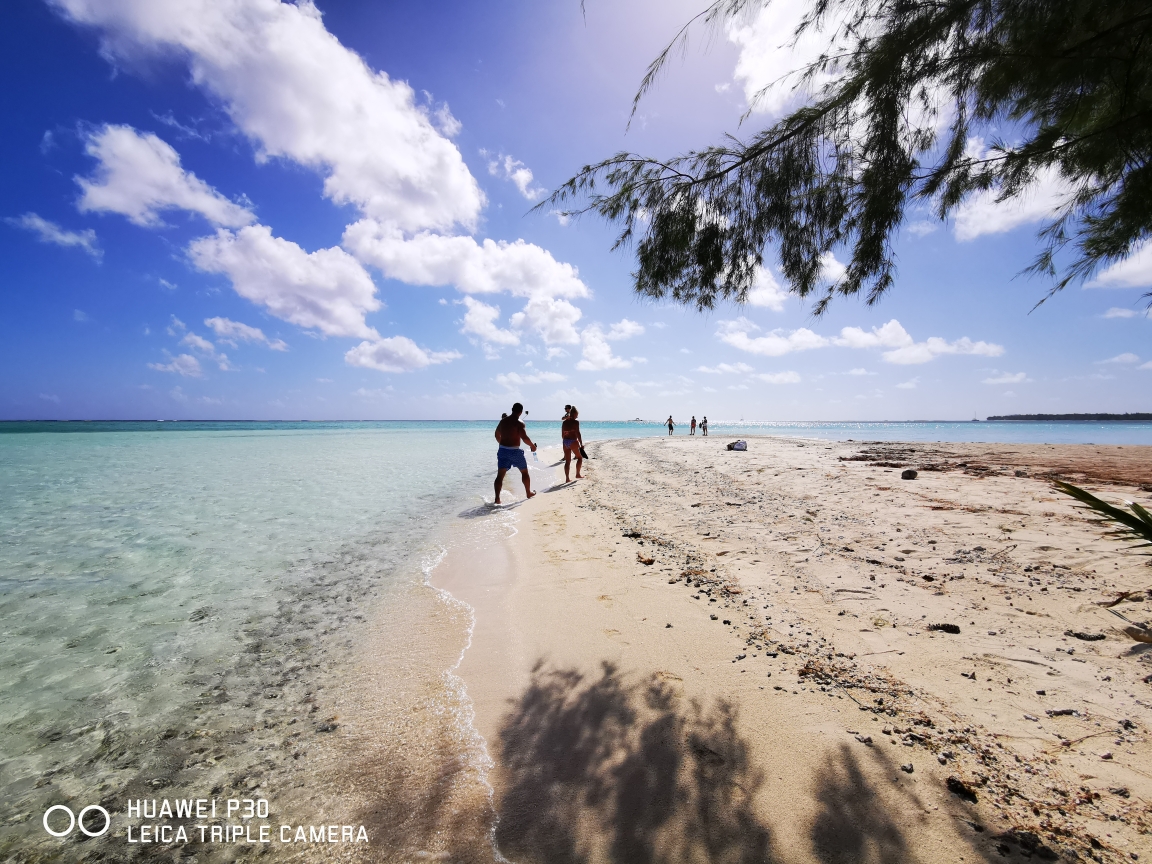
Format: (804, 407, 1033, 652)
(434, 436, 1152, 863)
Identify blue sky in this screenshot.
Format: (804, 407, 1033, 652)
(2, 0, 1149, 421)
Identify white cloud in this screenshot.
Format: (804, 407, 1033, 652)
(486, 152, 544, 201)
(1089, 241, 1152, 289)
(577, 326, 632, 371)
(204, 316, 288, 350)
(820, 251, 847, 283)
(745, 266, 788, 310)
(718, 316, 1002, 366)
(52, 0, 609, 369)
(344, 221, 587, 301)
(148, 353, 202, 377)
(982, 371, 1030, 384)
(345, 336, 460, 373)
(189, 225, 380, 339)
(597, 380, 640, 400)
(833, 319, 912, 350)
(459, 296, 519, 346)
(895, 377, 919, 389)
(431, 102, 462, 138)
(73, 309, 89, 323)
(39, 393, 61, 403)
(54, 0, 600, 364)
(952, 164, 1073, 241)
(1140, 361, 1152, 370)
(605, 319, 645, 341)
(697, 362, 754, 374)
(179, 331, 231, 370)
(726, 0, 848, 118)
(354, 386, 395, 401)
(758, 371, 801, 384)
(344, 221, 587, 344)
(716, 317, 828, 356)
(510, 296, 584, 345)
(847, 367, 871, 375)
(77, 125, 254, 228)
(7, 213, 101, 259)
(906, 219, 939, 237)
(834, 319, 1003, 364)
(52, 0, 483, 234)
(495, 370, 566, 389)
(1099, 352, 1140, 365)
(180, 331, 215, 353)
(1103, 307, 1138, 319)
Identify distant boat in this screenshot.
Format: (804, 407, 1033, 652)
(630, 418, 644, 422)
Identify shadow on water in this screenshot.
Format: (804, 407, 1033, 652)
(491, 662, 999, 864)
(457, 500, 526, 519)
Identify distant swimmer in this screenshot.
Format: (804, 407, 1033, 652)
(666, 415, 675, 435)
(561, 406, 584, 482)
(494, 402, 537, 504)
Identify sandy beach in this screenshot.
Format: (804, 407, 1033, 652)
(429, 435, 1152, 864)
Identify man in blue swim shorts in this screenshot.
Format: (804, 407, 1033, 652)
(494, 402, 538, 504)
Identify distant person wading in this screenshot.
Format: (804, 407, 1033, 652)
(667, 415, 675, 435)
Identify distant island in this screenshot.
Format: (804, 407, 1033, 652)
(986, 413, 1152, 422)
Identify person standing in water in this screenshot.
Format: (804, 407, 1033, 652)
(561, 406, 584, 482)
(700, 416, 708, 436)
(690, 415, 697, 435)
(494, 402, 537, 504)
(666, 415, 675, 435)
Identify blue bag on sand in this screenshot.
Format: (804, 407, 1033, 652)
(727, 440, 747, 451)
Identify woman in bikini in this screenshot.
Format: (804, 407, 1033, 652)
(561, 406, 584, 482)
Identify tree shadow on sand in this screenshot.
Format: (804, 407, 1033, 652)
(495, 660, 771, 864)
(494, 662, 1000, 864)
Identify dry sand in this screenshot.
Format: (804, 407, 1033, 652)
(434, 436, 1152, 864)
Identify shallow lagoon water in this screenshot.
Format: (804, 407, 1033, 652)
(1, 419, 1149, 860)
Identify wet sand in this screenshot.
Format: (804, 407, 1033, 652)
(440, 436, 1152, 864)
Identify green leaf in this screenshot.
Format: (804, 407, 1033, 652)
(1053, 481, 1152, 552)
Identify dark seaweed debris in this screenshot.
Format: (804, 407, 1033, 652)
(928, 623, 961, 634)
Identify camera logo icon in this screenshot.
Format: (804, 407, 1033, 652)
(42, 805, 111, 838)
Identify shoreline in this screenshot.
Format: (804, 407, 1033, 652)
(425, 435, 1152, 863)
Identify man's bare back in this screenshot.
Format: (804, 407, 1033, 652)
(495, 415, 531, 448)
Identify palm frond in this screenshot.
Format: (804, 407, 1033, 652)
(1052, 480, 1152, 552)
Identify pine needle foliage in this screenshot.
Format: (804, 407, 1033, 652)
(1053, 480, 1152, 553)
(544, 0, 1152, 313)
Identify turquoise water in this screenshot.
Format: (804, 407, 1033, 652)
(5, 418, 1152, 444)
(0, 423, 513, 860)
(1, 419, 1150, 859)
